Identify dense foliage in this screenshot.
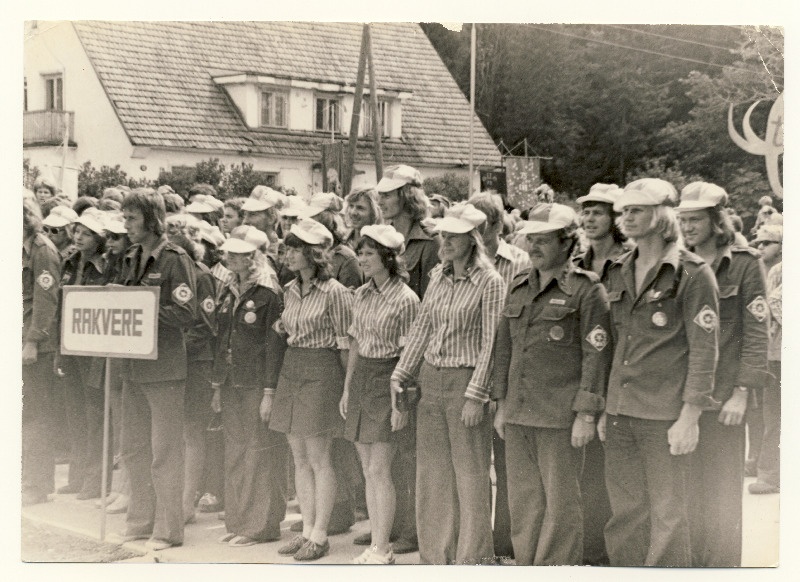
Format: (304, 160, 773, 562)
(421, 23, 783, 215)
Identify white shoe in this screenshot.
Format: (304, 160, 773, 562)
(353, 546, 396, 564)
(94, 492, 119, 508)
(106, 493, 129, 514)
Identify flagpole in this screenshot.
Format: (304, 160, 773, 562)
(469, 23, 476, 196)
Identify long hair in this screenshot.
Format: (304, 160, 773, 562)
(121, 188, 166, 237)
(346, 187, 383, 226)
(224, 197, 247, 221)
(706, 206, 736, 248)
(284, 233, 333, 281)
(355, 235, 407, 280)
(617, 205, 680, 244)
(23, 196, 43, 238)
(581, 201, 627, 244)
(397, 184, 430, 223)
(439, 229, 494, 272)
(313, 209, 345, 247)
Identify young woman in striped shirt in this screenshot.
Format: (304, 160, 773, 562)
(391, 203, 506, 564)
(339, 225, 420, 564)
(266, 218, 354, 561)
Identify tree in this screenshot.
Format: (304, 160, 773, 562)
(423, 173, 470, 202)
(77, 162, 148, 198)
(23, 158, 40, 190)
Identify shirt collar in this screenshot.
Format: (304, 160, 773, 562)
(127, 235, 170, 264)
(442, 262, 482, 283)
(527, 261, 575, 296)
(23, 234, 35, 256)
(495, 239, 516, 263)
(406, 221, 433, 242)
(710, 245, 732, 272)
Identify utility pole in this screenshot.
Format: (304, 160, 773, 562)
(366, 24, 383, 181)
(469, 23, 476, 196)
(343, 24, 369, 196)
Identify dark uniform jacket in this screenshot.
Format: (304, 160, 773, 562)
(212, 273, 286, 389)
(703, 245, 769, 403)
(605, 243, 719, 421)
(185, 261, 217, 363)
(119, 236, 197, 383)
(23, 233, 61, 354)
(492, 262, 612, 428)
(331, 244, 363, 289)
(401, 221, 440, 299)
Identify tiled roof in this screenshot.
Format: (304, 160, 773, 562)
(72, 21, 501, 168)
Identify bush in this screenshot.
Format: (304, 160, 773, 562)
(23, 158, 40, 190)
(77, 162, 147, 198)
(422, 172, 471, 202)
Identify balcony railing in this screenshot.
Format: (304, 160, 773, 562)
(23, 110, 76, 146)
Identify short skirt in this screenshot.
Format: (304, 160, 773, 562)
(269, 347, 345, 439)
(344, 355, 400, 444)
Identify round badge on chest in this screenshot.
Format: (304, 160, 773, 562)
(652, 311, 668, 327)
(549, 325, 565, 341)
(244, 311, 257, 324)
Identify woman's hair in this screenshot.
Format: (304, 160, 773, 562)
(163, 193, 185, 214)
(168, 233, 202, 262)
(121, 188, 166, 237)
(97, 198, 122, 213)
(40, 197, 63, 219)
(312, 209, 345, 247)
(438, 229, 495, 272)
(345, 187, 383, 226)
(188, 183, 217, 200)
(396, 184, 430, 223)
(705, 206, 736, 248)
(23, 196, 43, 237)
(581, 201, 627, 244)
(558, 224, 581, 257)
(75, 223, 107, 255)
(355, 235, 407, 279)
(33, 176, 59, 196)
(73, 196, 99, 216)
(468, 193, 504, 230)
(224, 197, 247, 221)
(284, 233, 333, 281)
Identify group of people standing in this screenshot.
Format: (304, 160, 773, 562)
(22, 166, 781, 566)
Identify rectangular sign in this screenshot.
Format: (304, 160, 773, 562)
(60, 286, 160, 360)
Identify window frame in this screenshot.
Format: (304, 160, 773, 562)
(314, 95, 342, 134)
(360, 99, 391, 138)
(43, 74, 63, 111)
(259, 88, 289, 129)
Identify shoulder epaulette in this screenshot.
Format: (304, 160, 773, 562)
(572, 266, 600, 284)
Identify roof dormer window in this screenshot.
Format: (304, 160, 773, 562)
(315, 96, 341, 133)
(260, 89, 288, 128)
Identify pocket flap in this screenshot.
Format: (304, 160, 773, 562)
(503, 303, 524, 318)
(540, 305, 577, 321)
(719, 285, 739, 299)
(607, 290, 624, 302)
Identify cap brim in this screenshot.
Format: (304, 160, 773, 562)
(518, 221, 563, 235)
(185, 203, 214, 213)
(433, 217, 475, 234)
(220, 238, 257, 253)
(613, 191, 660, 212)
(376, 177, 408, 193)
(675, 200, 715, 212)
(43, 217, 71, 228)
(576, 194, 616, 206)
(241, 199, 270, 212)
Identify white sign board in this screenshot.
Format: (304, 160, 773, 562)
(60, 286, 160, 359)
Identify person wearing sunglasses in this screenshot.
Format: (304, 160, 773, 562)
(42, 205, 78, 260)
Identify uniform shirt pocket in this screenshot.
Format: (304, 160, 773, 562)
(718, 285, 739, 322)
(540, 305, 577, 345)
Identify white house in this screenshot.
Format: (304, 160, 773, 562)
(23, 21, 501, 199)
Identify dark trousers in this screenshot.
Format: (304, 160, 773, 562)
(581, 436, 611, 564)
(201, 414, 225, 501)
(492, 427, 513, 558)
(63, 358, 111, 495)
(221, 385, 288, 541)
(121, 379, 185, 544)
(184, 360, 212, 515)
(416, 364, 493, 564)
(604, 414, 692, 567)
(746, 386, 764, 468)
(687, 411, 744, 567)
(757, 361, 781, 487)
(391, 408, 418, 542)
(22, 353, 56, 500)
(505, 424, 583, 565)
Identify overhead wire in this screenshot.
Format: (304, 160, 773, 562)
(599, 24, 737, 53)
(520, 23, 783, 80)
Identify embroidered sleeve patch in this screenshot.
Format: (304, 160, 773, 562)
(172, 283, 194, 305)
(37, 270, 55, 291)
(747, 296, 768, 322)
(586, 325, 609, 352)
(272, 318, 287, 336)
(201, 296, 215, 314)
(693, 305, 718, 333)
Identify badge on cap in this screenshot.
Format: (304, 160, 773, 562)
(201, 296, 215, 314)
(586, 325, 609, 352)
(172, 283, 194, 305)
(245, 300, 255, 310)
(37, 270, 55, 291)
(244, 311, 257, 324)
(549, 325, 565, 341)
(747, 296, 768, 322)
(693, 305, 718, 333)
(652, 311, 668, 327)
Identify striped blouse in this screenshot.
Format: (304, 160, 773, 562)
(494, 239, 531, 288)
(392, 262, 506, 402)
(348, 276, 420, 359)
(282, 277, 353, 350)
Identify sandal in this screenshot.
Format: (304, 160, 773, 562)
(229, 535, 258, 547)
(353, 546, 396, 565)
(218, 532, 237, 544)
(293, 538, 330, 561)
(278, 534, 307, 555)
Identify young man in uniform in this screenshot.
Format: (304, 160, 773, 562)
(573, 183, 627, 565)
(22, 195, 62, 506)
(493, 203, 611, 565)
(676, 182, 769, 566)
(599, 178, 719, 567)
(117, 189, 198, 551)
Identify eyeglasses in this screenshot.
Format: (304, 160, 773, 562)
(43, 226, 64, 235)
(757, 240, 779, 247)
(106, 233, 124, 241)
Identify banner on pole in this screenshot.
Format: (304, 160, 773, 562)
(321, 142, 344, 195)
(60, 286, 160, 359)
(505, 157, 541, 210)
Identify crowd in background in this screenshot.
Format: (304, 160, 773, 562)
(21, 166, 782, 566)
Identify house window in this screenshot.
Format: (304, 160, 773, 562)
(44, 75, 63, 111)
(260, 90, 288, 128)
(361, 100, 390, 137)
(315, 97, 341, 133)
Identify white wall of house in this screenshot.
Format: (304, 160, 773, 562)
(24, 21, 135, 199)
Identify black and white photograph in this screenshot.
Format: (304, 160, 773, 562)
(11, 1, 792, 575)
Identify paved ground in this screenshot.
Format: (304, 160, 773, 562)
(19, 462, 779, 566)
